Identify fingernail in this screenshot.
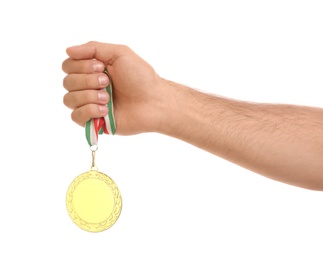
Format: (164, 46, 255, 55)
(93, 63, 104, 72)
(98, 91, 109, 101)
(99, 105, 108, 113)
(98, 74, 108, 85)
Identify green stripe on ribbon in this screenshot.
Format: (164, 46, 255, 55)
(106, 83, 116, 135)
(85, 120, 92, 146)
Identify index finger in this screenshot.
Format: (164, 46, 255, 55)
(66, 41, 120, 64)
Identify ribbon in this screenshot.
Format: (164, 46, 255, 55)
(85, 68, 116, 146)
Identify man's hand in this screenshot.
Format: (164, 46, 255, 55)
(62, 41, 167, 135)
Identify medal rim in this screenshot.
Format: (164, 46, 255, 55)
(66, 170, 122, 232)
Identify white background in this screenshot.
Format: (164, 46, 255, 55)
(1, 0, 323, 259)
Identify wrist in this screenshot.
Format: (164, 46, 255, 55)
(154, 79, 198, 137)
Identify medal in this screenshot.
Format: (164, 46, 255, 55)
(66, 69, 122, 232)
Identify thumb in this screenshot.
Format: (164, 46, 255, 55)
(66, 41, 121, 64)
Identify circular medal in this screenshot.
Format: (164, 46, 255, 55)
(66, 169, 122, 232)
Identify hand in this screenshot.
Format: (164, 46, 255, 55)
(62, 41, 167, 135)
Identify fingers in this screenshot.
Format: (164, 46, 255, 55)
(65, 41, 126, 64)
(63, 72, 109, 91)
(62, 58, 105, 74)
(62, 41, 131, 127)
(63, 87, 110, 126)
(71, 103, 108, 126)
(63, 89, 109, 109)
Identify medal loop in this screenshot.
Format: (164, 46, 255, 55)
(91, 150, 98, 171)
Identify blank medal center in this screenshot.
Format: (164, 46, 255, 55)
(73, 179, 114, 223)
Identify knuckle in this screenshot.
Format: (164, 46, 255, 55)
(63, 93, 74, 108)
(71, 105, 95, 126)
(120, 44, 130, 52)
(63, 93, 69, 106)
(70, 110, 78, 123)
(63, 74, 78, 91)
(62, 76, 69, 90)
(61, 59, 69, 73)
(87, 40, 98, 45)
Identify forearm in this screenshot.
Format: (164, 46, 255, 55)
(159, 80, 323, 190)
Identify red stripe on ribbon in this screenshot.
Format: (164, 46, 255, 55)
(93, 118, 109, 139)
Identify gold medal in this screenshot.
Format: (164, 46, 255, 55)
(66, 147, 122, 232)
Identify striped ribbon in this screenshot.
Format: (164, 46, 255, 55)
(85, 69, 116, 146)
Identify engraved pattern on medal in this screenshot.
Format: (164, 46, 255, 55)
(66, 171, 122, 232)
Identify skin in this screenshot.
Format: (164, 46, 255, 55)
(62, 41, 323, 191)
